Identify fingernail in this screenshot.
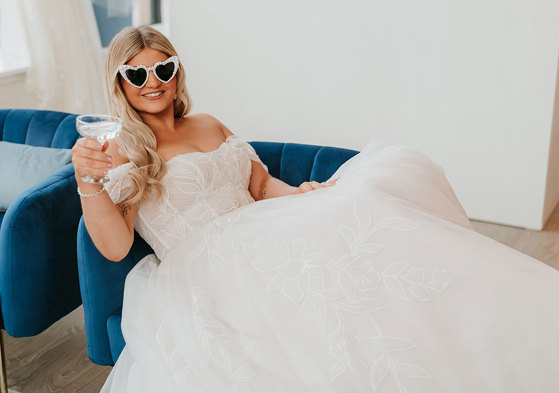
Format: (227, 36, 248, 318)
(107, 163, 112, 167)
(97, 145, 102, 150)
(104, 170, 109, 175)
(107, 157, 112, 162)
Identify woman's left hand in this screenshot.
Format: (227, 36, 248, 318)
(297, 177, 339, 193)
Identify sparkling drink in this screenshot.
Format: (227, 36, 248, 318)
(76, 114, 123, 184)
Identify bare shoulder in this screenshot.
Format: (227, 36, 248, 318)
(189, 112, 221, 125)
(189, 113, 235, 138)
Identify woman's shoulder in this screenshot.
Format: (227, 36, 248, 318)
(179, 112, 232, 137)
(184, 112, 221, 123)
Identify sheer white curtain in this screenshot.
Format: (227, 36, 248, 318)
(18, 0, 107, 114)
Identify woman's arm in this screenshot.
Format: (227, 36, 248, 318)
(249, 164, 298, 200)
(72, 138, 138, 262)
(248, 162, 338, 200)
(211, 113, 339, 200)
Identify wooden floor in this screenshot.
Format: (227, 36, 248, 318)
(470, 206, 559, 270)
(3, 207, 559, 392)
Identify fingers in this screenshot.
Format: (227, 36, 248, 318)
(309, 181, 321, 190)
(72, 138, 113, 179)
(322, 178, 339, 186)
(298, 182, 314, 193)
(320, 180, 336, 187)
(76, 137, 104, 151)
(298, 178, 339, 193)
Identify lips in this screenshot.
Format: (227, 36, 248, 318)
(142, 90, 165, 99)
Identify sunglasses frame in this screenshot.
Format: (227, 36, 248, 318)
(118, 55, 179, 88)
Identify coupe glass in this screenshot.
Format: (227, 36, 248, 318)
(76, 114, 123, 184)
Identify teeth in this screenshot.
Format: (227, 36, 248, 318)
(144, 91, 162, 97)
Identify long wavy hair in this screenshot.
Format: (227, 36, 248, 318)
(105, 25, 192, 204)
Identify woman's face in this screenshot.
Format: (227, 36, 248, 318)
(119, 47, 177, 116)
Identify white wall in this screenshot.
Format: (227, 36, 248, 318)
(169, 0, 559, 230)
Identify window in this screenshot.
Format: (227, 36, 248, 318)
(92, 0, 166, 48)
(0, 0, 29, 76)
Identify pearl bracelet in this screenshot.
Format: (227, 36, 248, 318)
(77, 185, 106, 198)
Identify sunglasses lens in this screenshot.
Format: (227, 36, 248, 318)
(125, 68, 147, 87)
(155, 62, 176, 82)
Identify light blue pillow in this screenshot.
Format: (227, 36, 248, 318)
(0, 141, 73, 211)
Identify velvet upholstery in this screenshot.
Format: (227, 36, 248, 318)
(78, 140, 359, 366)
(0, 109, 82, 336)
(107, 314, 125, 364)
(78, 221, 152, 365)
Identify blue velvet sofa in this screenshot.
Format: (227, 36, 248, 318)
(78, 134, 360, 366)
(0, 109, 83, 338)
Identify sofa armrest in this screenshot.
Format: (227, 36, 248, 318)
(77, 216, 153, 365)
(0, 163, 83, 336)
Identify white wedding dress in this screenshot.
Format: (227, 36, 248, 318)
(99, 135, 559, 393)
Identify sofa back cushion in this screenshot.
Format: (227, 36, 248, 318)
(0, 109, 79, 148)
(0, 141, 72, 211)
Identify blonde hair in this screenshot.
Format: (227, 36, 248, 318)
(105, 25, 192, 204)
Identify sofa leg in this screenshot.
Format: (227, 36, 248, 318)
(0, 329, 7, 393)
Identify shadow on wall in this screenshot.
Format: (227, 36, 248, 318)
(543, 50, 559, 228)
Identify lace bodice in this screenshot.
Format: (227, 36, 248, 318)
(104, 135, 269, 260)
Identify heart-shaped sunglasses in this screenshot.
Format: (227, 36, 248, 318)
(118, 55, 179, 88)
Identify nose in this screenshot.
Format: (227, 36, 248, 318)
(145, 69, 161, 88)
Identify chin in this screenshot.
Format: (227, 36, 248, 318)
(134, 100, 174, 115)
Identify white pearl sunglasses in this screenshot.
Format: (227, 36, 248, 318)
(118, 55, 179, 88)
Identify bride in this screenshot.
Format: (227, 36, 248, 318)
(72, 26, 559, 393)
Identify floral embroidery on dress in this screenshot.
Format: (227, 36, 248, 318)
(103, 135, 264, 260)
(191, 286, 257, 393)
(247, 200, 448, 392)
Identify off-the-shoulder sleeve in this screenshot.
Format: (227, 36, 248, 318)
(230, 135, 269, 173)
(104, 162, 134, 204)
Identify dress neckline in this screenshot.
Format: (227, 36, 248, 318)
(165, 134, 237, 164)
(108, 135, 238, 174)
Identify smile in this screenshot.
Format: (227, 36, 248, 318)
(142, 91, 164, 98)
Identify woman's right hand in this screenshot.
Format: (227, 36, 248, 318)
(71, 138, 113, 181)
(72, 137, 137, 261)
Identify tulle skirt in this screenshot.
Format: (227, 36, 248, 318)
(101, 141, 559, 393)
